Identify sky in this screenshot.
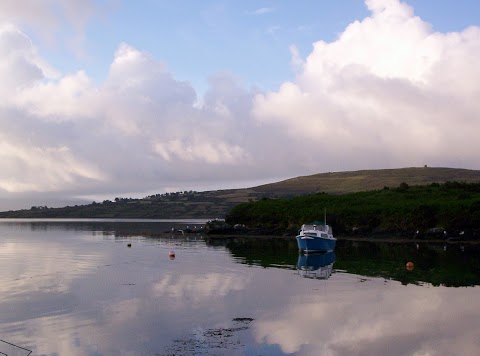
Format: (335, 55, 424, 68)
(1, 0, 480, 210)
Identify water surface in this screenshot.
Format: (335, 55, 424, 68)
(1, 220, 479, 355)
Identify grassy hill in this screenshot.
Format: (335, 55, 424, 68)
(1, 167, 480, 219)
(251, 167, 480, 196)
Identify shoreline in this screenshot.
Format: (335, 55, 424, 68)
(202, 232, 480, 244)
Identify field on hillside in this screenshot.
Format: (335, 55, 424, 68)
(252, 167, 480, 195)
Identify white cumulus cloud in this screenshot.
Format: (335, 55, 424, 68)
(0, 25, 261, 204)
(0, 0, 480, 208)
(254, 0, 480, 171)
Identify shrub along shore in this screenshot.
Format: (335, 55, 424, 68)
(222, 181, 480, 241)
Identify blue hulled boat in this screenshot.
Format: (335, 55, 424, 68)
(296, 222, 336, 253)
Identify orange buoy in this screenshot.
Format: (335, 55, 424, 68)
(406, 262, 414, 271)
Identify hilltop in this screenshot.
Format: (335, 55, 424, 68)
(252, 167, 480, 196)
(1, 167, 480, 219)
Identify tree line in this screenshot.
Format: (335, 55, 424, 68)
(225, 181, 480, 239)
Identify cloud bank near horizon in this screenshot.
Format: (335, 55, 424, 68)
(0, 0, 479, 208)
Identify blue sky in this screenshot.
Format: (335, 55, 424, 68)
(24, 0, 480, 94)
(1, 0, 480, 209)
(26, 1, 370, 92)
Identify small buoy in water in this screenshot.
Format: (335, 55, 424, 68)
(127, 243, 132, 247)
(406, 262, 414, 271)
(169, 251, 175, 258)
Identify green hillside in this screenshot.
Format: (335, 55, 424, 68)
(226, 181, 480, 239)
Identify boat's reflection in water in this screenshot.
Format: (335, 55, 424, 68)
(296, 251, 336, 279)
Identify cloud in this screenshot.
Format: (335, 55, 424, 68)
(252, 7, 275, 15)
(289, 45, 304, 72)
(0, 0, 101, 54)
(1, 0, 480, 208)
(0, 141, 106, 193)
(266, 25, 281, 35)
(0, 0, 96, 30)
(0, 25, 45, 95)
(0, 28, 263, 203)
(254, 0, 480, 171)
(153, 140, 248, 164)
(0, 26, 106, 194)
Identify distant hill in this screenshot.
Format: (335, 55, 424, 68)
(1, 167, 480, 219)
(250, 167, 480, 196)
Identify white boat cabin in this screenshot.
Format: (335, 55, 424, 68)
(301, 223, 332, 233)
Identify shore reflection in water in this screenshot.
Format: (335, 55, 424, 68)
(0, 220, 479, 355)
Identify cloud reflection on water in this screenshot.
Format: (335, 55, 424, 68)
(152, 272, 249, 304)
(0, 241, 103, 298)
(254, 273, 480, 355)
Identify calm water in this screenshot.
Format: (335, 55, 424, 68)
(1, 219, 479, 355)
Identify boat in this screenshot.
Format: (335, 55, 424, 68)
(296, 220, 336, 253)
(297, 251, 335, 279)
